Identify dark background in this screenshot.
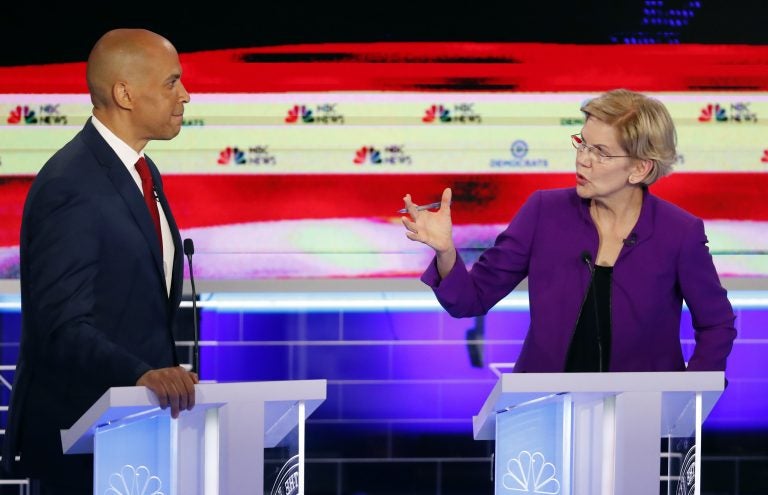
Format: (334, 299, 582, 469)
(1, 1, 766, 66)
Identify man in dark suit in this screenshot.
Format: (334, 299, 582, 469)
(2, 28, 198, 494)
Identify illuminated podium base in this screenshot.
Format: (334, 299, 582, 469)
(473, 372, 724, 495)
(61, 380, 326, 495)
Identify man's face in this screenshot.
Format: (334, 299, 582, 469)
(132, 43, 190, 142)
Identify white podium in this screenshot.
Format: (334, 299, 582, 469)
(473, 372, 724, 495)
(61, 380, 326, 495)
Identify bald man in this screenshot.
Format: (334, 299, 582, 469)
(2, 29, 197, 494)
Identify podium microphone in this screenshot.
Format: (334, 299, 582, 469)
(183, 238, 200, 375)
(580, 251, 604, 372)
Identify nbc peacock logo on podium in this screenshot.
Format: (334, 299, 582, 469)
(104, 465, 165, 495)
(502, 451, 560, 494)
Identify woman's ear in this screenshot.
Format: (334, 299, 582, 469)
(629, 159, 653, 185)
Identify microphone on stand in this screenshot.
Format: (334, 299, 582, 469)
(183, 238, 200, 375)
(580, 251, 604, 372)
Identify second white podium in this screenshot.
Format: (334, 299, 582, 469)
(473, 372, 724, 495)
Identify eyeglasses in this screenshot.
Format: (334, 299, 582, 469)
(571, 134, 632, 163)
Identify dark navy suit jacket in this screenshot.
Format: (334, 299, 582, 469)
(2, 119, 183, 479)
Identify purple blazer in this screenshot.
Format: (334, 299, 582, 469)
(422, 187, 736, 373)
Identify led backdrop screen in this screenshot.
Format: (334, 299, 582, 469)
(1, 43, 767, 282)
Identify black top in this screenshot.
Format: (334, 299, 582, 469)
(565, 265, 612, 372)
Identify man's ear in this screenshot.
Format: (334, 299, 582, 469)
(112, 81, 133, 110)
(629, 159, 653, 185)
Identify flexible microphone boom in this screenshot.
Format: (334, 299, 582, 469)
(183, 238, 200, 375)
(580, 251, 604, 372)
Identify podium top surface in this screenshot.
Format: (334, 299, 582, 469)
(61, 379, 327, 454)
(495, 371, 724, 393)
(473, 372, 724, 440)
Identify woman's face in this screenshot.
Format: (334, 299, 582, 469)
(574, 117, 639, 201)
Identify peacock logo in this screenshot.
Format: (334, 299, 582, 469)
(104, 465, 164, 495)
(502, 451, 560, 494)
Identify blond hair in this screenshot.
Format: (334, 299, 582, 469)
(581, 89, 677, 186)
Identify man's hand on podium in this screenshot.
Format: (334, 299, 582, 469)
(137, 366, 199, 418)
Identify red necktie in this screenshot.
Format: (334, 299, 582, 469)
(134, 157, 163, 255)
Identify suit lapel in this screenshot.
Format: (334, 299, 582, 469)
(145, 155, 184, 309)
(81, 121, 166, 284)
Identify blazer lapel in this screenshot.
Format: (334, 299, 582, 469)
(81, 121, 166, 282)
(145, 155, 184, 309)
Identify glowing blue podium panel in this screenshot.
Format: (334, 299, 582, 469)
(94, 414, 174, 495)
(495, 399, 570, 493)
(91, 404, 220, 495)
(474, 372, 724, 495)
(61, 380, 326, 495)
